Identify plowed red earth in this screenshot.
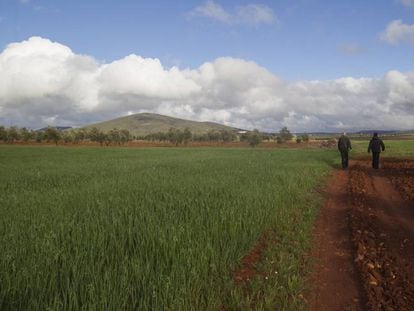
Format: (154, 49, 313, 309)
(309, 158, 414, 310)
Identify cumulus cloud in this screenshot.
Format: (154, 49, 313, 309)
(190, 1, 276, 26)
(1, 36, 414, 132)
(99, 55, 201, 99)
(0, 37, 100, 114)
(380, 20, 414, 44)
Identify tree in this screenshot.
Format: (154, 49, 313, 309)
(62, 131, 74, 144)
(301, 134, 310, 142)
(145, 132, 167, 142)
(220, 130, 236, 142)
(35, 131, 44, 143)
(247, 129, 262, 147)
(44, 127, 60, 145)
(156, 132, 168, 142)
(88, 127, 100, 141)
(6, 126, 20, 143)
(73, 129, 87, 144)
(88, 127, 106, 146)
(239, 132, 249, 142)
(261, 133, 273, 142)
(183, 128, 192, 145)
(207, 130, 220, 142)
(279, 127, 293, 143)
(167, 128, 184, 146)
(119, 129, 131, 145)
(0, 126, 7, 142)
(19, 127, 33, 142)
(108, 128, 121, 145)
(193, 133, 208, 142)
(276, 136, 284, 144)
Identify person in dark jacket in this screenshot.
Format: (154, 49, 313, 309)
(337, 132, 352, 169)
(368, 133, 385, 169)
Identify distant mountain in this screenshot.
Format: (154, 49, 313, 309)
(353, 130, 411, 135)
(296, 130, 414, 138)
(82, 113, 241, 136)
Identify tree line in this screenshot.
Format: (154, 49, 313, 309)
(0, 126, 132, 146)
(141, 127, 308, 146)
(141, 128, 238, 145)
(0, 125, 309, 147)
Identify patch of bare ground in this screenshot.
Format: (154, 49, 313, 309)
(221, 231, 280, 310)
(309, 158, 414, 310)
(232, 232, 271, 287)
(232, 231, 280, 289)
(308, 168, 364, 310)
(349, 159, 414, 310)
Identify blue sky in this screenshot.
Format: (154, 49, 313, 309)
(1, 0, 413, 80)
(0, 0, 413, 131)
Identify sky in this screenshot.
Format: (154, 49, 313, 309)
(0, 0, 413, 132)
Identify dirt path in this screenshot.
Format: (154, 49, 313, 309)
(308, 167, 364, 310)
(309, 158, 414, 310)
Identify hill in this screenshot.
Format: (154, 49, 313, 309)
(83, 113, 240, 136)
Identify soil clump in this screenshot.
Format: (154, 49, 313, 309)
(309, 158, 414, 310)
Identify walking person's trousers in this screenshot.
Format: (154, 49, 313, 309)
(340, 150, 349, 169)
(372, 152, 380, 169)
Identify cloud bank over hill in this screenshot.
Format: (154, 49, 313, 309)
(1, 37, 413, 132)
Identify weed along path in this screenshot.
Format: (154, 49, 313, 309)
(309, 158, 414, 310)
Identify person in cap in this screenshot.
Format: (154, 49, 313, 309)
(368, 132, 385, 169)
(337, 132, 352, 169)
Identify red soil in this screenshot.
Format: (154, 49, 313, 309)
(233, 232, 270, 286)
(309, 158, 414, 310)
(232, 231, 280, 288)
(308, 168, 364, 310)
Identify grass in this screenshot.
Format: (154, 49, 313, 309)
(350, 140, 414, 158)
(1, 145, 337, 310)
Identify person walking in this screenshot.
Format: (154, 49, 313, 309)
(368, 132, 385, 169)
(338, 132, 352, 169)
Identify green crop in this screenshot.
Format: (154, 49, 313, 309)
(0, 146, 337, 310)
(350, 140, 414, 158)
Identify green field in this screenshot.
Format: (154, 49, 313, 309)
(1, 142, 413, 310)
(0, 146, 342, 309)
(350, 140, 414, 158)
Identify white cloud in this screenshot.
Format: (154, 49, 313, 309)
(380, 20, 414, 44)
(236, 4, 276, 25)
(0, 37, 99, 109)
(0, 36, 413, 131)
(399, 0, 414, 7)
(193, 0, 231, 23)
(190, 1, 276, 26)
(99, 55, 201, 99)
